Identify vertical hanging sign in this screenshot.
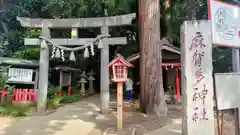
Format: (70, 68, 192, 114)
(181, 20, 215, 135)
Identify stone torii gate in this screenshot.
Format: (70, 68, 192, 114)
(17, 13, 136, 113)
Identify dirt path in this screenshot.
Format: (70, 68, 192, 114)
(0, 117, 13, 134)
(0, 95, 171, 135)
(0, 95, 101, 135)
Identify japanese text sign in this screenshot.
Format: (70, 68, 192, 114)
(181, 20, 215, 135)
(8, 68, 33, 83)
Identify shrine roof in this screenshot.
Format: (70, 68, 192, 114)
(53, 65, 81, 72)
(126, 39, 180, 63)
(0, 57, 39, 67)
(108, 54, 134, 67)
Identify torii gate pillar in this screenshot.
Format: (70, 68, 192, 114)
(100, 26, 110, 113)
(37, 25, 50, 113)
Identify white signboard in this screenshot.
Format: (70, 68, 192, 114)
(8, 68, 33, 83)
(181, 21, 215, 135)
(215, 73, 240, 110)
(209, 0, 240, 47)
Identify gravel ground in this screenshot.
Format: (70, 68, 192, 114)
(0, 100, 236, 135)
(0, 117, 13, 134)
(87, 101, 171, 135)
(160, 105, 236, 135)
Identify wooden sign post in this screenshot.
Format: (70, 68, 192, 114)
(117, 82, 123, 129)
(108, 54, 133, 129)
(181, 20, 215, 135)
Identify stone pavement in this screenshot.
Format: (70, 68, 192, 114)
(0, 95, 173, 135)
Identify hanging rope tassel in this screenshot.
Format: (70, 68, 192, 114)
(90, 44, 95, 56)
(55, 48, 61, 58)
(69, 51, 76, 61)
(84, 48, 89, 58)
(51, 46, 56, 58)
(61, 49, 65, 61)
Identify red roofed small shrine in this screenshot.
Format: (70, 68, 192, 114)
(108, 54, 134, 68)
(126, 39, 181, 102)
(109, 54, 134, 82)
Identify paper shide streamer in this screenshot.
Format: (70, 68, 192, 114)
(42, 34, 110, 61)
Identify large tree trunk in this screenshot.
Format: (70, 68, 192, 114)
(139, 0, 168, 117)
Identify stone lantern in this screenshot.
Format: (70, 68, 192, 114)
(79, 71, 88, 96)
(87, 70, 95, 94)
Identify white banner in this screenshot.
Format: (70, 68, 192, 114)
(209, 0, 240, 47)
(8, 68, 33, 83)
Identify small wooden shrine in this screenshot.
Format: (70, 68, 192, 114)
(126, 39, 181, 101)
(108, 54, 134, 82)
(52, 65, 81, 91)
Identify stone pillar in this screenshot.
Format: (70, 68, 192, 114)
(100, 26, 110, 113)
(37, 24, 50, 113)
(79, 71, 87, 96)
(181, 20, 215, 135)
(87, 70, 95, 94)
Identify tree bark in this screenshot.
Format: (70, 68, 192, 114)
(139, 0, 168, 117)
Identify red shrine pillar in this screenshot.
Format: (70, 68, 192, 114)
(175, 68, 181, 101)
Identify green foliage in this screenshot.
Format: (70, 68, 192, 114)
(13, 48, 40, 60)
(1, 0, 228, 73)
(46, 85, 81, 108)
(0, 34, 8, 56)
(0, 30, 25, 57)
(12, 29, 41, 59)
(0, 103, 31, 117)
(42, 0, 134, 18)
(0, 66, 12, 91)
(0, 0, 138, 59)
(47, 85, 60, 99)
(61, 95, 81, 104)
(47, 93, 63, 109)
(46, 86, 62, 109)
(162, 0, 208, 45)
(47, 94, 81, 109)
(26, 29, 41, 38)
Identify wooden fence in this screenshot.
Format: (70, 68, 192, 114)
(0, 89, 38, 104)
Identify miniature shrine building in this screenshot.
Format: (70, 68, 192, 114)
(126, 39, 181, 101)
(51, 65, 81, 91)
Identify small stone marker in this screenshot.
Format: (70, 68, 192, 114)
(181, 20, 215, 135)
